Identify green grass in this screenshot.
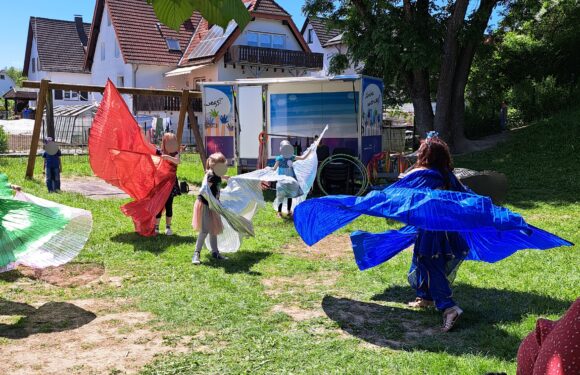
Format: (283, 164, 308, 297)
(1, 107, 579, 374)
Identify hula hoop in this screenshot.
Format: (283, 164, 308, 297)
(316, 154, 369, 196)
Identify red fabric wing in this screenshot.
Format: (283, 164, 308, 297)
(89, 80, 175, 236)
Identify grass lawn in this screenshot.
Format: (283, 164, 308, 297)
(0, 107, 578, 374)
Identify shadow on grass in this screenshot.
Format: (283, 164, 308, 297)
(202, 250, 272, 275)
(322, 284, 571, 360)
(111, 233, 195, 254)
(0, 299, 96, 339)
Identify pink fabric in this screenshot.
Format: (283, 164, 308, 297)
(517, 298, 580, 375)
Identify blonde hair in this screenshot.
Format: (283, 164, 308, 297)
(206, 152, 227, 170)
(161, 133, 177, 154)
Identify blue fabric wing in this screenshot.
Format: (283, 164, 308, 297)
(351, 226, 418, 270)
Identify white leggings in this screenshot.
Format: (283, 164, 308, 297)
(195, 232, 218, 254)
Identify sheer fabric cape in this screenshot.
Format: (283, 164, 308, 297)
(88, 81, 175, 236)
(0, 174, 92, 272)
(293, 169, 572, 270)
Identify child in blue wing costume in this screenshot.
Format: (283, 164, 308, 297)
(293, 132, 572, 332)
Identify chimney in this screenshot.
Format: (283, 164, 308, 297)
(75, 15, 88, 47)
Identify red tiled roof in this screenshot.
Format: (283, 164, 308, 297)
(85, 0, 201, 69)
(249, 0, 289, 16)
(302, 17, 341, 47)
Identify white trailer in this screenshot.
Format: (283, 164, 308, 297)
(199, 75, 384, 171)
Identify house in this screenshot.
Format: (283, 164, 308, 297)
(23, 16, 92, 106)
(84, 0, 322, 117)
(0, 69, 16, 96)
(301, 17, 360, 77)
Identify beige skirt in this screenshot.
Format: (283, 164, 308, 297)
(192, 199, 223, 235)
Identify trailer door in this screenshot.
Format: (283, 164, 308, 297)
(238, 86, 263, 169)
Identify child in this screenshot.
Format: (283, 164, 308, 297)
(155, 133, 181, 235)
(42, 138, 61, 193)
(192, 152, 229, 265)
(271, 140, 311, 217)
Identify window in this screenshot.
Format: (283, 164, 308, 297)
(114, 42, 120, 58)
(31, 58, 36, 73)
(107, 12, 111, 26)
(80, 91, 89, 101)
(54, 90, 63, 100)
(166, 38, 181, 51)
(64, 90, 71, 100)
(0, 74, 4, 80)
(247, 31, 258, 47)
(117, 76, 125, 87)
(307, 29, 313, 44)
(272, 34, 285, 49)
(37, 58, 40, 71)
(71, 91, 79, 100)
(259, 33, 271, 48)
(193, 77, 206, 91)
(247, 31, 285, 49)
(101, 42, 106, 61)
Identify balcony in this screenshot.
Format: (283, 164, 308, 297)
(134, 95, 202, 113)
(224, 45, 323, 70)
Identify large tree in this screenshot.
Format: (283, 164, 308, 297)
(304, 0, 502, 152)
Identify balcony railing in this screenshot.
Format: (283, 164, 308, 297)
(134, 95, 202, 113)
(224, 45, 323, 69)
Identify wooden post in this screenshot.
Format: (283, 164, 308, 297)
(45, 88, 55, 139)
(176, 89, 189, 144)
(187, 105, 206, 167)
(25, 79, 50, 179)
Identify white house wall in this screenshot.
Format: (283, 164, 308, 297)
(233, 19, 302, 51)
(0, 72, 15, 96)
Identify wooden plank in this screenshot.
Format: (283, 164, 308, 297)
(25, 79, 49, 179)
(45, 89, 55, 139)
(187, 105, 207, 167)
(22, 80, 202, 97)
(176, 90, 189, 145)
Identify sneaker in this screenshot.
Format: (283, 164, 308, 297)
(211, 251, 228, 260)
(165, 227, 173, 236)
(192, 252, 201, 265)
(154, 226, 160, 235)
(441, 305, 463, 332)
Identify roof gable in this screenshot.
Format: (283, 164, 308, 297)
(85, 0, 202, 69)
(303, 17, 341, 47)
(23, 17, 91, 74)
(180, 0, 310, 67)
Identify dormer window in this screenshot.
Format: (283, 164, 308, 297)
(307, 29, 313, 44)
(166, 38, 181, 51)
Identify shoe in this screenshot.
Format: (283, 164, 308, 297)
(211, 251, 228, 260)
(277, 212, 283, 218)
(165, 227, 173, 236)
(441, 305, 463, 332)
(154, 226, 160, 235)
(192, 252, 201, 265)
(408, 297, 434, 308)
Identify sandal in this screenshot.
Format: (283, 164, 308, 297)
(408, 297, 434, 308)
(441, 305, 463, 332)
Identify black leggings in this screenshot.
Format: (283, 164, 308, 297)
(278, 198, 292, 213)
(156, 195, 174, 218)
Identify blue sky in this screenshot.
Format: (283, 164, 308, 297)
(0, 0, 501, 70)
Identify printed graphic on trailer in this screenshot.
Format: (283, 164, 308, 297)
(270, 91, 359, 138)
(362, 77, 384, 136)
(203, 85, 235, 137)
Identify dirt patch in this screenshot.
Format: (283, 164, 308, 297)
(271, 304, 325, 321)
(18, 263, 106, 288)
(60, 177, 129, 200)
(281, 234, 353, 260)
(0, 299, 193, 375)
(261, 271, 341, 298)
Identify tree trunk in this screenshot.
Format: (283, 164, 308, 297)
(433, 0, 470, 142)
(449, 0, 499, 152)
(406, 69, 433, 137)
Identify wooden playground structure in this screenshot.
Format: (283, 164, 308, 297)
(21, 79, 205, 179)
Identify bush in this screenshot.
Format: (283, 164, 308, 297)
(0, 126, 8, 153)
(508, 76, 572, 122)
